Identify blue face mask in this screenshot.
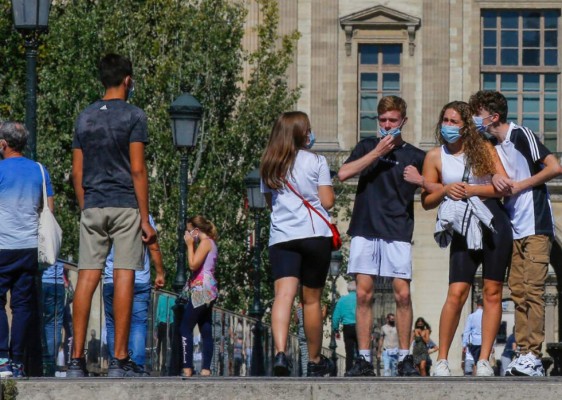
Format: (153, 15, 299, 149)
(472, 115, 492, 133)
(305, 131, 316, 149)
(440, 125, 462, 143)
(379, 126, 402, 138)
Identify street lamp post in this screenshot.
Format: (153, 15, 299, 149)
(329, 250, 343, 377)
(11, 0, 51, 161)
(167, 92, 203, 376)
(244, 168, 266, 376)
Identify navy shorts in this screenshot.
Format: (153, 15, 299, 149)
(449, 198, 513, 284)
(269, 236, 332, 288)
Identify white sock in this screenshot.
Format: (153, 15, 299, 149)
(359, 350, 371, 362)
(398, 349, 409, 362)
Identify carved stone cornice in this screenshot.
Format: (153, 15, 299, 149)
(339, 5, 421, 56)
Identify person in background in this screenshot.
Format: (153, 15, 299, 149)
(378, 313, 399, 377)
(0, 122, 55, 378)
(411, 317, 432, 376)
(332, 280, 358, 374)
(261, 111, 335, 377)
(462, 298, 484, 375)
(155, 292, 175, 374)
(103, 214, 165, 374)
(180, 216, 219, 377)
(500, 327, 516, 376)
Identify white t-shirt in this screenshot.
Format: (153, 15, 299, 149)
(261, 150, 333, 246)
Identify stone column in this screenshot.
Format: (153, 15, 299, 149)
(545, 292, 558, 346)
(420, 0, 451, 150)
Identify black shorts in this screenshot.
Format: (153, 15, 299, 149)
(449, 198, 513, 284)
(269, 236, 332, 288)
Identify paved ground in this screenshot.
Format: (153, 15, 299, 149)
(3, 376, 562, 400)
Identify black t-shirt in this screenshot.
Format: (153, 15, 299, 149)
(72, 99, 148, 209)
(344, 137, 426, 242)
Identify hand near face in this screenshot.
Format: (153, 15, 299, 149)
(184, 231, 195, 246)
(373, 135, 395, 158)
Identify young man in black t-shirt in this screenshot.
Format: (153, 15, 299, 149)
(68, 54, 156, 378)
(338, 96, 425, 377)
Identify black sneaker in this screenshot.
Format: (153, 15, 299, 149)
(108, 356, 145, 377)
(273, 352, 292, 376)
(66, 358, 87, 378)
(307, 355, 335, 377)
(344, 356, 375, 377)
(397, 355, 420, 376)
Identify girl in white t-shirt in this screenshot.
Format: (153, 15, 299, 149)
(260, 111, 335, 377)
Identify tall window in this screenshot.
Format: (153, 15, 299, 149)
(358, 44, 402, 140)
(481, 10, 560, 150)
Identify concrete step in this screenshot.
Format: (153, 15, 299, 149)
(5, 377, 562, 400)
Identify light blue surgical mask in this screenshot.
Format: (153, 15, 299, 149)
(440, 125, 462, 143)
(305, 130, 316, 149)
(472, 115, 492, 134)
(379, 126, 402, 138)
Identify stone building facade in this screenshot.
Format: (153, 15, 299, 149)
(242, 0, 562, 375)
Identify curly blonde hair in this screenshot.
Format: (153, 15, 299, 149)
(434, 101, 495, 177)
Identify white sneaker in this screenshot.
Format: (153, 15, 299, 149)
(504, 355, 522, 376)
(476, 360, 494, 376)
(432, 359, 452, 377)
(511, 354, 545, 377)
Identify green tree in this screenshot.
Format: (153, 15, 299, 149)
(1, 0, 299, 313)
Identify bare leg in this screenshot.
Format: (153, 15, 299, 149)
(112, 269, 135, 360)
(479, 279, 503, 361)
(71, 269, 102, 359)
(393, 278, 412, 351)
(437, 282, 471, 360)
(302, 285, 324, 363)
(271, 277, 299, 354)
(355, 274, 375, 350)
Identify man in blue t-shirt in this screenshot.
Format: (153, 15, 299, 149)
(102, 215, 164, 373)
(338, 96, 425, 377)
(470, 90, 562, 377)
(68, 54, 157, 378)
(0, 122, 54, 378)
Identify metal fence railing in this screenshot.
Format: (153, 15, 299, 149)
(31, 259, 345, 377)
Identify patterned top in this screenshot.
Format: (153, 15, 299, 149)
(185, 238, 218, 308)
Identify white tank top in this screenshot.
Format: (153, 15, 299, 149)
(440, 146, 492, 185)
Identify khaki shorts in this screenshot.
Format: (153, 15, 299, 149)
(78, 207, 143, 270)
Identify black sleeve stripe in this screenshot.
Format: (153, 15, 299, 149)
(519, 126, 541, 162)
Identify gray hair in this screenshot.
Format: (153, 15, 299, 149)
(0, 122, 28, 152)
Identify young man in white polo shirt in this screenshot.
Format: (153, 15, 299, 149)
(470, 90, 562, 376)
(338, 96, 425, 377)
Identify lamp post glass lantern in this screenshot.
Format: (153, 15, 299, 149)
(329, 250, 343, 376)
(11, 0, 52, 161)
(244, 168, 266, 376)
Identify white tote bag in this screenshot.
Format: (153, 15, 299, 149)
(37, 163, 63, 264)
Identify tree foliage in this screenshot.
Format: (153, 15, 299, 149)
(0, 0, 299, 313)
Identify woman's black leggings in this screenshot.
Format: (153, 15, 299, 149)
(180, 300, 213, 370)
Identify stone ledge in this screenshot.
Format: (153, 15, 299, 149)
(6, 377, 562, 400)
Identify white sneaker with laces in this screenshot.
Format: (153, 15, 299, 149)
(432, 359, 452, 377)
(511, 354, 545, 377)
(476, 360, 494, 376)
(504, 354, 522, 376)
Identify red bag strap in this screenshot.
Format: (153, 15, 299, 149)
(284, 180, 333, 229)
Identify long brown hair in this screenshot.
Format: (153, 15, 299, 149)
(187, 215, 218, 240)
(260, 111, 310, 190)
(434, 101, 495, 177)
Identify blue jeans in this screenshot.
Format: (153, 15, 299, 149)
(42, 283, 65, 361)
(103, 282, 151, 366)
(382, 349, 399, 377)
